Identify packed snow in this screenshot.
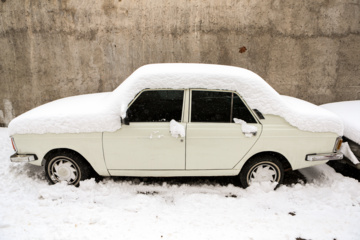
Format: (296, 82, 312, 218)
(233, 118, 257, 137)
(321, 101, 360, 145)
(1, 128, 360, 240)
(9, 64, 343, 136)
(169, 120, 185, 138)
(340, 142, 360, 164)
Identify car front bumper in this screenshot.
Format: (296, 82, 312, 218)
(306, 152, 343, 161)
(10, 153, 38, 162)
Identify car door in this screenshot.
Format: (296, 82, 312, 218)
(186, 90, 262, 170)
(103, 89, 186, 170)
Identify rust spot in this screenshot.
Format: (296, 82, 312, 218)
(239, 46, 247, 53)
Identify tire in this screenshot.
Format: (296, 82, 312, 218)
(45, 151, 93, 186)
(239, 155, 284, 188)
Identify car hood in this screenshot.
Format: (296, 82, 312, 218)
(8, 92, 122, 135)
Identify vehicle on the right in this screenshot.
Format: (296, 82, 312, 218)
(322, 101, 360, 169)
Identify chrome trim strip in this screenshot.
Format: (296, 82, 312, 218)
(230, 92, 234, 122)
(10, 153, 37, 162)
(306, 153, 343, 161)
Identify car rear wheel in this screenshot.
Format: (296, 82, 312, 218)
(45, 151, 92, 186)
(239, 155, 284, 188)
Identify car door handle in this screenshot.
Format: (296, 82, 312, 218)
(243, 130, 257, 137)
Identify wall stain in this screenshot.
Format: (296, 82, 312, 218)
(102, 0, 117, 16)
(239, 46, 247, 53)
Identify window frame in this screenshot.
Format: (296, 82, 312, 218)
(189, 89, 260, 124)
(126, 89, 187, 123)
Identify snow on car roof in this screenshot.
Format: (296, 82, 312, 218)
(8, 63, 343, 135)
(321, 101, 360, 145)
(111, 63, 343, 135)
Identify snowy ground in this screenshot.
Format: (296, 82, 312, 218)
(1, 128, 360, 240)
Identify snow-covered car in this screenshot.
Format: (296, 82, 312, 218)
(321, 101, 360, 168)
(9, 64, 344, 187)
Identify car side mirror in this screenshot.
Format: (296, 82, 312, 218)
(253, 109, 265, 119)
(123, 116, 130, 125)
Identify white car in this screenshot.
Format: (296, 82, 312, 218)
(322, 101, 360, 168)
(9, 64, 344, 187)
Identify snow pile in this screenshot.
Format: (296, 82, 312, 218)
(9, 64, 343, 136)
(321, 101, 360, 145)
(169, 120, 185, 138)
(1, 128, 360, 240)
(340, 142, 359, 164)
(233, 118, 257, 137)
(8, 93, 121, 135)
(281, 96, 343, 135)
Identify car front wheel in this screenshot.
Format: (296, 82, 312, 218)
(239, 155, 284, 188)
(45, 151, 92, 186)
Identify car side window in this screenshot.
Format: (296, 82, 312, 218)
(191, 91, 232, 122)
(191, 90, 256, 123)
(232, 94, 256, 123)
(127, 90, 184, 122)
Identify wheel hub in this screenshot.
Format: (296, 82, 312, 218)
(50, 158, 78, 183)
(58, 166, 71, 179)
(249, 163, 278, 184)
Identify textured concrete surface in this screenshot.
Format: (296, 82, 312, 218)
(0, 0, 359, 126)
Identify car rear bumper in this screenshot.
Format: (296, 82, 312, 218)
(10, 153, 38, 162)
(306, 152, 343, 161)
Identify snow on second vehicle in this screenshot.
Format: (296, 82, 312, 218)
(1, 128, 360, 240)
(322, 101, 360, 165)
(322, 100, 360, 145)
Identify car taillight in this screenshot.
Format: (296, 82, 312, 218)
(11, 137, 17, 152)
(333, 137, 343, 152)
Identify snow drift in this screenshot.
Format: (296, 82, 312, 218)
(9, 64, 343, 136)
(1, 128, 360, 240)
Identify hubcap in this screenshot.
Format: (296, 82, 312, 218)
(49, 157, 79, 184)
(248, 162, 279, 185)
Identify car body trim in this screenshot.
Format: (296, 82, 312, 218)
(10, 153, 38, 162)
(306, 153, 343, 161)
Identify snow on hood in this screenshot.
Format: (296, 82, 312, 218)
(321, 101, 360, 144)
(9, 63, 343, 136)
(8, 92, 121, 135)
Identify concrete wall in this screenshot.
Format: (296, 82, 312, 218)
(0, 0, 359, 126)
